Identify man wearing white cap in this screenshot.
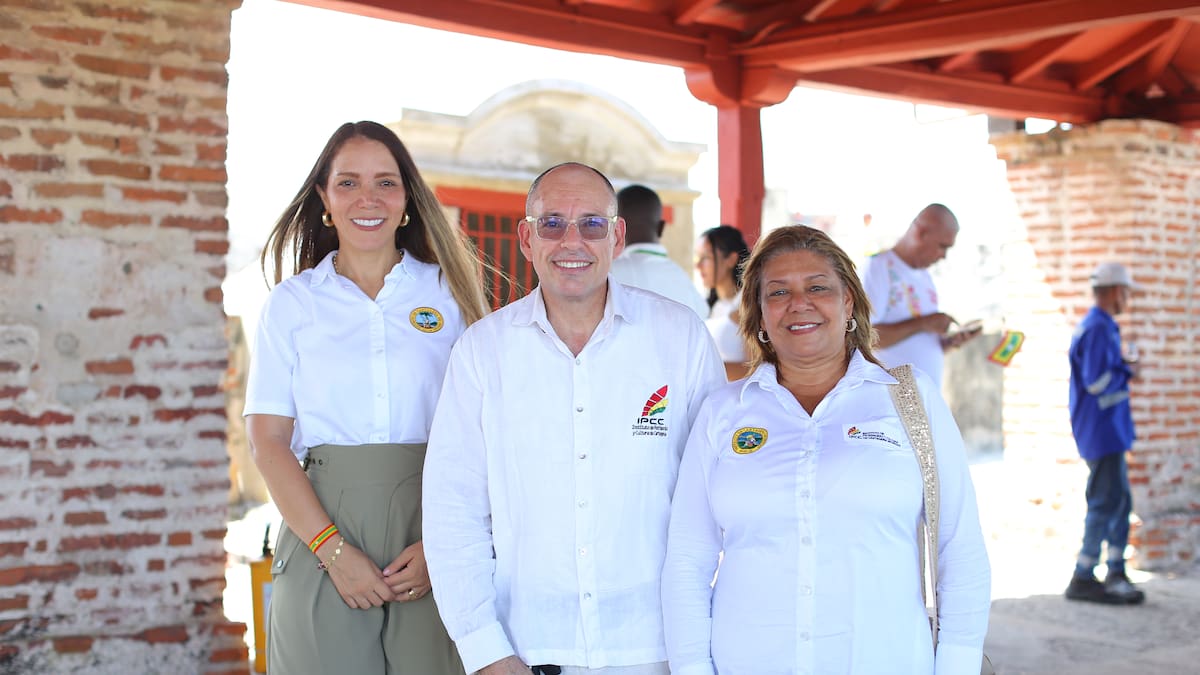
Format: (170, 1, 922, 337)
(1065, 261, 1145, 605)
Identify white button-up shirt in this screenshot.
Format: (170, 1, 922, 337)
(244, 252, 463, 458)
(423, 280, 725, 674)
(610, 243, 708, 318)
(663, 352, 990, 675)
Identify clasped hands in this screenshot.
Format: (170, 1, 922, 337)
(321, 539, 431, 609)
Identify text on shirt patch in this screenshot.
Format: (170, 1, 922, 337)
(731, 427, 767, 454)
(631, 385, 669, 438)
(844, 425, 901, 448)
(410, 307, 444, 333)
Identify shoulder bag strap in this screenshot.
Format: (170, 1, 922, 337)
(887, 364, 941, 649)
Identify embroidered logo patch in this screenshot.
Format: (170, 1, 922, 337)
(410, 307, 444, 333)
(732, 427, 767, 454)
(631, 385, 669, 438)
(844, 424, 901, 448)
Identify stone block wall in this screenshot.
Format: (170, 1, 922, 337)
(993, 120, 1200, 571)
(0, 1, 247, 672)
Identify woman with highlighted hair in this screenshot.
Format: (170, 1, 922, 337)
(663, 226, 990, 674)
(245, 121, 486, 673)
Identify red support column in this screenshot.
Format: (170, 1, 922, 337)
(686, 52, 796, 246)
(716, 105, 765, 246)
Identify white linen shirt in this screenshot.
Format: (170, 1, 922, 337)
(243, 251, 464, 458)
(861, 249, 945, 384)
(423, 280, 725, 674)
(610, 242, 708, 318)
(663, 352, 990, 675)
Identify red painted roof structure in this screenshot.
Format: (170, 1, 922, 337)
(286, 0, 1200, 239)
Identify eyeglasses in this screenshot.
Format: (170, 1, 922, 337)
(524, 215, 616, 241)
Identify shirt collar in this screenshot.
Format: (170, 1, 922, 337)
(309, 249, 421, 287)
(738, 349, 896, 402)
(513, 276, 636, 333)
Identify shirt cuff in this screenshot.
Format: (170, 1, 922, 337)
(935, 642, 984, 675)
(454, 620, 515, 675)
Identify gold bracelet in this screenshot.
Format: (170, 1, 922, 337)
(316, 537, 344, 571)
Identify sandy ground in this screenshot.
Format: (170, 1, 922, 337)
(223, 458, 1200, 673)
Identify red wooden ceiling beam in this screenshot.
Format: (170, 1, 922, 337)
(1074, 20, 1178, 91)
(800, 63, 1106, 121)
(936, 50, 978, 73)
(1008, 32, 1084, 84)
(673, 0, 723, 26)
(1110, 20, 1192, 96)
(736, 0, 1200, 72)
(287, 0, 712, 68)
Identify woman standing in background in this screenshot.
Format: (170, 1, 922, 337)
(695, 225, 751, 379)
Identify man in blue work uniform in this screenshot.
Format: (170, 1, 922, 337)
(1065, 262, 1145, 605)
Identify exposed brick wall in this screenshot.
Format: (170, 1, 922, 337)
(0, 1, 246, 672)
(993, 120, 1200, 571)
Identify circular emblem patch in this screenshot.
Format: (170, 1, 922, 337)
(409, 307, 444, 333)
(732, 427, 768, 454)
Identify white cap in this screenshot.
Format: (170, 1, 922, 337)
(1090, 262, 1140, 289)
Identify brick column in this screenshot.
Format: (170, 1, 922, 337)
(0, 1, 246, 672)
(993, 120, 1200, 571)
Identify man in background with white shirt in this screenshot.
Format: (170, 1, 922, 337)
(423, 163, 725, 675)
(861, 203, 980, 385)
(610, 184, 708, 317)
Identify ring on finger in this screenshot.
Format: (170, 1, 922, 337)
(408, 588, 416, 597)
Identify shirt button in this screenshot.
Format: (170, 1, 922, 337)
(377, 392, 385, 399)
(583, 593, 592, 600)
(799, 632, 810, 641)
(801, 536, 812, 546)
(577, 500, 587, 508)
(800, 585, 812, 595)
(578, 547, 587, 556)
(578, 453, 587, 460)
(576, 406, 584, 413)
(799, 490, 810, 499)
(575, 358, 582, 365)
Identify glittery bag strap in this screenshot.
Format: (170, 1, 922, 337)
(887, 364, 941, 649)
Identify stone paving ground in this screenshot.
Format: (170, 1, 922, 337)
(223, 457, 1200, 673)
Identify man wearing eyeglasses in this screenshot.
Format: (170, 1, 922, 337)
(423, 162, 725, 675)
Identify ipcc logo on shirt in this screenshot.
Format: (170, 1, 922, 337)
(631, 385, 669, 438)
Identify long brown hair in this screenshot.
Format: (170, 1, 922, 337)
(738, 225, 882, 371)
(260, 121, 488, 325)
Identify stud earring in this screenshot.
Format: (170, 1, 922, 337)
(322, 212, 334, 228)
(757, 330, 770, 344)
(399, 213, 410, 228)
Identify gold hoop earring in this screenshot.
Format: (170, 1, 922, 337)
(322, 212, 334, 228)
(399, 213, 410, 228)
(757, 330, 770, 344)
(846, 317, 858, 333)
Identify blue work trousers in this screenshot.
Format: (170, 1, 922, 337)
(1077, 451, 1133, 572)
